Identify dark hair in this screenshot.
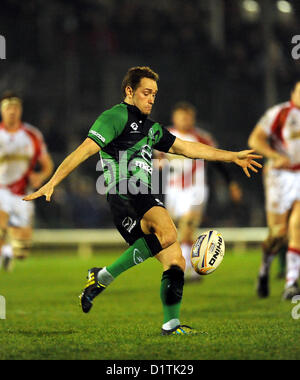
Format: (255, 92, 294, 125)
(121, 66, 159, 98)
(171, 101, 196, 115)
(0, 90, 22, 103)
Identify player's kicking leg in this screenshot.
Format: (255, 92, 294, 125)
(257, 211, 288, 298)
(141, 207, 195, 335)
(79, 267, 107, 313)
(79, 226, 164, 313)
(282, 201, 300, 300)
(80, 204, 195, 335)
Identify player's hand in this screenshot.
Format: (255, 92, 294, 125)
(272, 154, 291, 169)
(233, 150, 263, 177)
(23, 181, 54, 202)
(28, 172, 46, 190)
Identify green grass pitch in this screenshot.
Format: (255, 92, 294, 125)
(0, 248, 299, 360)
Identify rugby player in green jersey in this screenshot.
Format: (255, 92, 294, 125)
(24, 66, 262, 335)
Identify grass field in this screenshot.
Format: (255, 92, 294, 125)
(0, 248, 299, 360)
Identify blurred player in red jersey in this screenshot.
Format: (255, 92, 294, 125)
(159, 102, 242, 280)
(0, 92, 53, 270)
(249, 82, 300, 299)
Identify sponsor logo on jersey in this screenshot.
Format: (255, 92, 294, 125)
(135, 161, 153, 174)
(289, 130, 300, 140)
(122, 216, 136, 233)
(130, 122, 139, 131)
(148, 127, 160, 143)
(141, 145, 152, 164)
(148, 128, 155, 141)
(90, 130, 106, 143)
(0, 154, 31, 164)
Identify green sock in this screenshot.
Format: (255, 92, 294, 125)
(106, 237, 154, 278)
(160, 268, 183, 325)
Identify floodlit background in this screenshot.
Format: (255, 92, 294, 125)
(1, 0, 300, 362)
(0, 0, 299, 229)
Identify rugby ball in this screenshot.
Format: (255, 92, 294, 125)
(191, 230, 225, 275)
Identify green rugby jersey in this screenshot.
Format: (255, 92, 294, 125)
(87, 102, 176, 194)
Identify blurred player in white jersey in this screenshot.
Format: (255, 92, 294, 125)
(160, 102, 242, 280)
(0, 92, 53, 270)
(249, 82, 300, 299)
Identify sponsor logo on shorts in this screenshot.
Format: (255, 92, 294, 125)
(133, 249, 144, 265)
(90, 130, 106, 143)
(122, 216, 136, 233)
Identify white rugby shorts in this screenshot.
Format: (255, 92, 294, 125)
(165, 185, 208, 219)
(264, 168, 300, 214)
(0, 188, 34, 227)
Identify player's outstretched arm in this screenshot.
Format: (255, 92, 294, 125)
(23, 138, 100, 202)
(168, 137, 263, 177)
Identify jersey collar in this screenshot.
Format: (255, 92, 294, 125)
(0, 121, 23, 132)
(122, 102, 148, 121)
(290, 100, 300, 109)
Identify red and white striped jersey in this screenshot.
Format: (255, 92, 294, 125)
(165, 127, 215, 189)
(0, 122, 47, 195)
(258, 101, 300, 169)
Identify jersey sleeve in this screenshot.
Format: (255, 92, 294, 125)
(33, 129, 48, 158)
(195, 127, 217, 148)
(153, 126, 176, 153)
(257, 105, 282, 136)
(88, 105, 128, 148)
(38, 134, 48, 157)
(24, 123, 48, 159)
